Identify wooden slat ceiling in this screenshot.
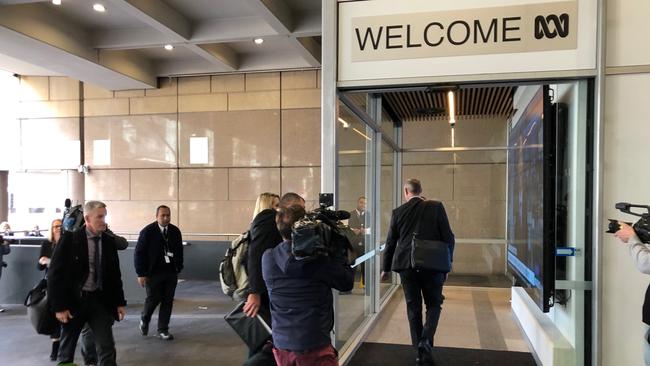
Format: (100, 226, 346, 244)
(347, 86, 515, 122)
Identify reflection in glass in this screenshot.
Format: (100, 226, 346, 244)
(336, 101, 373, 350)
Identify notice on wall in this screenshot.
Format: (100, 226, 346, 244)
(189, 136, 209, 165)
(93, 139, 111, 166)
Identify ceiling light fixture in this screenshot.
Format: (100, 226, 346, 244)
(254, 38, 264, 45)
(337, 117, 350, 129)
(164, 44, 174, 51)
(93, 3, 106, 12)
(447, 90, 456, 127)
(52, 0, 62, 5)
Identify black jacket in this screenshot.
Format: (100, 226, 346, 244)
(383, 197, 455, 272)
(38, 240, 54, 271)
(134, 222, 183, 277)
(47, 229, 127, 318)
(247, 209, 282, 295)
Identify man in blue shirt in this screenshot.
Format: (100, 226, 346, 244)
(262, 204, 354, 366)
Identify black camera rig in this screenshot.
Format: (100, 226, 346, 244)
(291, 193, 355, 263)
(607, 202, 650, 244)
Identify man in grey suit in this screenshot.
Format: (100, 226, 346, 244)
(348, 196, 366, 288)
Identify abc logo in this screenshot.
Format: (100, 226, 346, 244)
(534, 14, 570, 39)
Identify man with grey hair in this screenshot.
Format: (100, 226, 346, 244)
(381, 179, 455, 366)
(48, 201, 127, 366)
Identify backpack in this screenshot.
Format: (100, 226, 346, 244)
(62, 205, 84, 233)
(219, 231, 251, 301)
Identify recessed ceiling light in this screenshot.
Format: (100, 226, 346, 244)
(52, 0, 62, 5)
(164, 44, 174, 51)
(254, 38, 264, 45)
(93, 3, 106, 12)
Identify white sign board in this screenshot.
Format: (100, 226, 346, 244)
(338, 0, 598, 86)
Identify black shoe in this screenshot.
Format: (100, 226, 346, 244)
(139, 319, 149, 336)
(50, 340, 60, 361)
(417, 340, 435, 366)
(159, 331, 174, 340)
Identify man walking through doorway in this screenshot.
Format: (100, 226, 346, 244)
(381, 179, 455, 366)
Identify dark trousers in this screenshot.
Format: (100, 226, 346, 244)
(141, 272, 178, 333)
(81, 323, 98, 364)
(57, 292, 117, 366)
(399, 269, 445, 348)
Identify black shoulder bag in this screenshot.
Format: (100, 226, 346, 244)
(410, 200, 452, 273)
(24, 276, 58, 335)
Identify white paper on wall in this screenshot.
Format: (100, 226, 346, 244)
(189, 136, 209, 164)
(93, 139, 111, 166)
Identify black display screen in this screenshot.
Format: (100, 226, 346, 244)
(507, 86, 555, 312)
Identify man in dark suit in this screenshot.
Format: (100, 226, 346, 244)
(381, 179, 455, 366)
(348, 196, 366, 288)
(48, 201, 127, 366)
(134, 205, 184, 340)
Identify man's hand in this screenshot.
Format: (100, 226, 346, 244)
(615, 222, 638, 244)
(56, 310, 72, 323)
(137, 277, 148, 287)
(380, 271, 390, 281)
(117, 306, 126, 321)
(243, 293, 261, 318)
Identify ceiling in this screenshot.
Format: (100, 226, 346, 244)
(0, 0, 321, 90)
(347, 86, 516, 124)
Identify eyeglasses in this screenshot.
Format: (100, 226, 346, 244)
(53, 225, 62, 228)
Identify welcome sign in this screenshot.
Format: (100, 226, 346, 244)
(351, 2, 578, 61)
(338, 0, 598, 86)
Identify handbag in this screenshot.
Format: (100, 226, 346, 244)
(224, 301, 272, 353)
(410, 200, 452, 273)
(24, 278, 58, 335)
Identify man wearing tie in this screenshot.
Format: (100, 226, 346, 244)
(348, 196, 366, 288)
(47, 201, 127, 366)
(134, 205, 184, 340)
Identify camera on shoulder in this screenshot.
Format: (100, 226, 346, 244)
(607, 202, 650, 243)
(291, 193, 356, 264)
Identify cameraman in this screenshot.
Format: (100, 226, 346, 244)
(262, 204, 354, 366)
(615, 222, 650, 365)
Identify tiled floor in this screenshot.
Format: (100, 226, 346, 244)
(366, 286, 530, 353)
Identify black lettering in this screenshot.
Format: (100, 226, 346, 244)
(503, 17, 521, 42)
(386, 25, 403, 49)
(423, 22, 444, 47)
(474, 18, 498, 43)
(447, 20, 470, 46)
(406, 24, 422, 48)
(355, 26, 384, 51)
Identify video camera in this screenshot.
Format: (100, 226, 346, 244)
(607, 202, 650, 244)
(291, 193, 356, 264)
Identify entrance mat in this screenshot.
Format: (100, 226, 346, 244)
(347, 342, 536, 366)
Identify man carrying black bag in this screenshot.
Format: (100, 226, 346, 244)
(381, 179, 455, 366)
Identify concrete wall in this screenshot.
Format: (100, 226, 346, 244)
(1, 70, 321, 237)
(601, 0, 650, 363)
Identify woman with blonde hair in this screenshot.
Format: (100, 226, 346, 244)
(243, 192, 281, 359)
(38, 218, 63, 360)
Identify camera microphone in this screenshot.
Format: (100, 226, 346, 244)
(64, 198, 72, 209)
